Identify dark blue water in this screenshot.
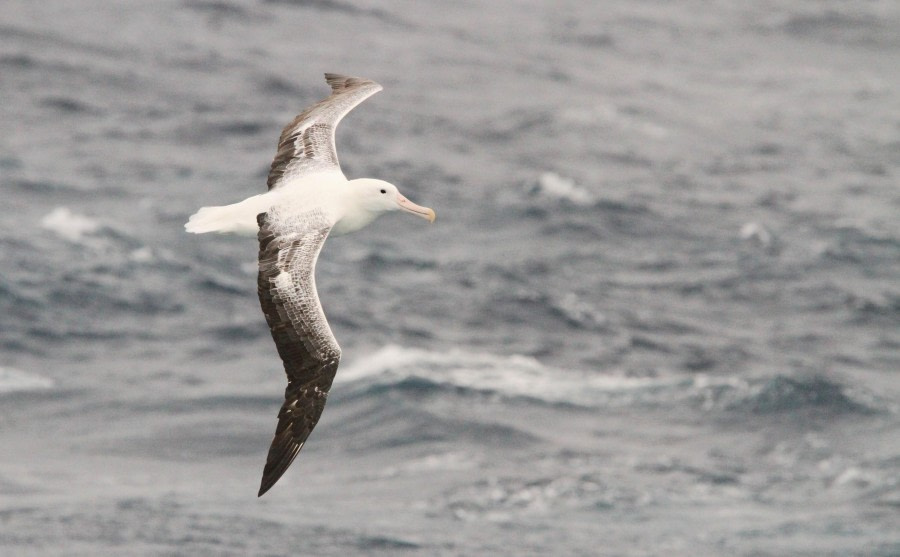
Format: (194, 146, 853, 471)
(1, 1, 899, 555)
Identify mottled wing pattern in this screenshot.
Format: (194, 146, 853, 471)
(266, 73, 383, 190)
(256, 208, 341, 496)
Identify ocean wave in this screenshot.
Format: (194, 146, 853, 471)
(40, 96, 100, 115)
(357, 251, 437, 272)
(787, 282, 900, 326)
(373, 450, 480, 479)
(40, 207, 102, 242)
(10, 178, 115, 195)
(262, 0, 407, 26)
(334, 402, 539, 452)
(814, 222, 900, 267)
(338, 345, 681, 407)
(513, 172, 653, 229)
(528, 172, 594, 206)
(37, 206, 165, 270)
(779, 11, 895, 47)
(38, 206, 145, 255)
(0, 367, 53, 395)
(739, 221, 779, 253)
(690, 373, 883, 416)
(338, 346, 885, 417)
(183, 0, 252, 19)
(176, 119, 268, 143)
(0, 53, 35, 69)
(443, 473, 618, 522)
(486, 289, 609, 332)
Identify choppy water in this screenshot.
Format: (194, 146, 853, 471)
(2, 1, 899, 555)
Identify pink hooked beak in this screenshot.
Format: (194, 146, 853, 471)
(396, 194, 436, 223)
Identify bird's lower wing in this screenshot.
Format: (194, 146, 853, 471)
(256, 208, 341, 497)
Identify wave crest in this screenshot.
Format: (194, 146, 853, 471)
(339, 346, 885, 417)
(0, 367, 53, 394)
(339, 345, 679, 407)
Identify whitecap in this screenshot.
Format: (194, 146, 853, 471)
(530, 172, 594, 206)
(40, 207, 102, 242)
(0, 367, 54, 394)
(129, 246, 155, 263)
(338, 344, 676, 406)
(739, 221, 774, 248)
(340, 346, 884, 415)
(377, 451, 479, 479)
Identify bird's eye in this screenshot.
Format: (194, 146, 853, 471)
(380, 189, 386, 194)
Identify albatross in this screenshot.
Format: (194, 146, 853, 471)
(185, 73, 435, 496)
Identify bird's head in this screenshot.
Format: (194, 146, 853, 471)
(352, 179, 435, 222)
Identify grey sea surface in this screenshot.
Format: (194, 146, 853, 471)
(2, 0, 899, 555)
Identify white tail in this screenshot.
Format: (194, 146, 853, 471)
(185, 194, 272, 237)
(185, 206, 235, 234)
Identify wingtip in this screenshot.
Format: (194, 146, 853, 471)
(257, 465, 280, 497)
(323, 72, 350, 91)
(258, 471, 279, 497)
(323, 73, 381, 93)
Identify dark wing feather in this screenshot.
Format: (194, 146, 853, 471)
(266, 73, 382, 190)
(256, 208, 341, 497)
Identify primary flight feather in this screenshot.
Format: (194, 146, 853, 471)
(185, 73, 435, 496)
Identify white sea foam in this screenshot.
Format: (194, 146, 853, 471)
(340, 346, 877, 414)
(377, 451, 479, 479)
(740, 221, 775, 248)
(40, 207, 102, 242)
(129, 246, 155, 263)
(0, 367, 54, 394)
(339, 344, 677, 406)
(532, 172, 594, 206)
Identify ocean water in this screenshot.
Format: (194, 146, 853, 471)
(1, 0, 899, 555)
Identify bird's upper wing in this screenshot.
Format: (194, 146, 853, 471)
(266, 73, 383, 190)
(256, 207, 341, 497)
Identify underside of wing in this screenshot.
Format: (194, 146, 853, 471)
(266, 73, 382, 190)
(256, 208, 341, 496)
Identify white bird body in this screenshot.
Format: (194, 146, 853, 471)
(185, 171, 413, 237)
(183, 73, 434, 497)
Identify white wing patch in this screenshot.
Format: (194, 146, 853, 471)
(264, 208, 340, 361)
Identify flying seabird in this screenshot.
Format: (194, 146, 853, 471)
(185, 73, 435, 496)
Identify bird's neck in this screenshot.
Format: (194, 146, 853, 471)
(332, 202, 381, 236)
(330, 182, 383, 236)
